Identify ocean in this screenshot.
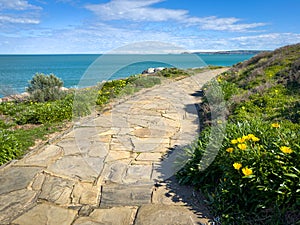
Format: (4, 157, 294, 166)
(0, 54, 254, 97)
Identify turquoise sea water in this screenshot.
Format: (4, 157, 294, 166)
(0, 54, 254, 96)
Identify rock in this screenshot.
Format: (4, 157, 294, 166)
(74, 206, 138, 225)
(16, 145, 63, 167)
(12, 203, 77, 225)
(72, 182, 100, 205)
(154, 67, 165, 72)
(100, 184, 153, 207)
(142, 68, 155, 74)
(60, 87, 69, 91)
(134, 204, 210, 225)
(142, 67, 165, 74)
(47, 155, 104, 181)
(0, 189, 37, 224)
(136, 152, 162, 161)
(0, 166, 41, 195)
(99, 159, 131, 184)
(39, 175, 75, 205)
(122, 164, 153, 184)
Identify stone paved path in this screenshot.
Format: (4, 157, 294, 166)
(0, 69, 226, 225)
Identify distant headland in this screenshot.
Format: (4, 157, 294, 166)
(182, 50, 268, 55)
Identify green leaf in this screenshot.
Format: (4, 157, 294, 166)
(284, 173, 298, 178)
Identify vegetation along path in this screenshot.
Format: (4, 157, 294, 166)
(0, 68, 227, 225)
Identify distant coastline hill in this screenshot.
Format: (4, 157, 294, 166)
(182, 50, 267, 55)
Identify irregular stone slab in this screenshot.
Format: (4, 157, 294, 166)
(47, 155, 104, 181)
(100, 184, 153, 207)
(72, 182, 100, 206)
(12, 203, 77, 225)
(16, 145, 63, 167)
(132, 127, 173, 138)
(87, 141, 109, 158)
(59, 139, 104, 156)
(136, 152, 162, 161)
(30, 172, 46, 191)
(105, 150, 134, 162)
(151, 148, 189, 182)
(57, 138, 83, 155)
(0, 189, 37, 224)
(99, 159, 131, 184)
(152, 185, 186, 206)
(0, 166, 41, 195)
(122, 164, 153, 184)
(39, 175, 75, 205)
(109, 138, 132, 151)
(73, 206, 138, 225)
(133, 127, 151, 138)
(134, 204, 210, 225)
(91, 116, 113, 128)
(131, 136, 170, 153)
(74, 127, 100, 140)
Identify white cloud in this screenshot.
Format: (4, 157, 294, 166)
(0, 14, 39, 24)
(85, 0, 188, 22)
(0, 0, 41, 25)
(0, 0, 41, 11)
(85, 0, 266, 32)
(188, 16, 266, 32)
(231, 33, 300, 49)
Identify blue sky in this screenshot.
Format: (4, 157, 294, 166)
(0, 0, 299, 53)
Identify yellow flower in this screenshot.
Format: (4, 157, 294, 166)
(271, 123, 280, 128)
(242, 135, 251, 141)
(233, 163, 242, 170)
(241, 106, 246, 110)
(237, 137, 246, 143)
(251, 136, 260, 142)
(231, 139, 238, 144)
(226, 148, 234, 153)
(247, 134, 255, 138)
(242, 167, 253, 176)
(280, 146, 293, 154)
(238, 143, 247, 150)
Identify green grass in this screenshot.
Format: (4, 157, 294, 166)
(177, 43, 300, 224)
(0, 123, 63, 165)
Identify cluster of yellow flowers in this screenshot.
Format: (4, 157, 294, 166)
(233, 163, 253, 176)
(226, 134, 260, 153)
(227, 123, 294, 178)
(226, 134, 260, 176)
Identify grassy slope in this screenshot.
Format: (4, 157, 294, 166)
(178, 43, 300, 224)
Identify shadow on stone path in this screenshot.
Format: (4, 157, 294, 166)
(0, 68, 227, 225)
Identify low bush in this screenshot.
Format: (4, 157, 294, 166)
(27, 73, 66, 102)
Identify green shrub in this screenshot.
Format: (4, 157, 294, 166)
(157, 68, 190, 78)
(27, 73, 66, 102)
(0, 130, 21, 165)
(96, 75, 161, 107)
